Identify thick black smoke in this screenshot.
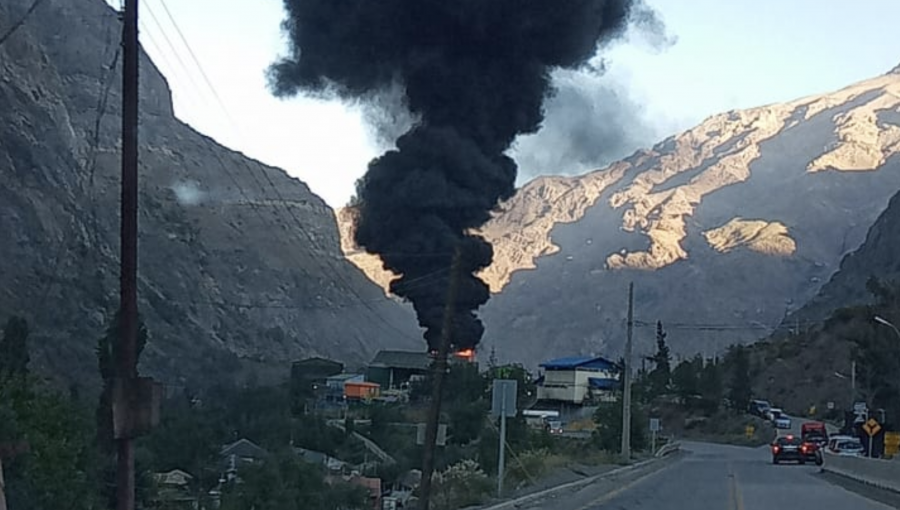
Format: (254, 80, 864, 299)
(271, 0, 646, 352)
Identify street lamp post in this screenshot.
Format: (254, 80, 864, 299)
(874, 316, 900, 340)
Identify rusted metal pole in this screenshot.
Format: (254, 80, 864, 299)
(418, 246, 462, 510)
(117, 0, 140, 508)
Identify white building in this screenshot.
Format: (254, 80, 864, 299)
(535, 356, 620, 405)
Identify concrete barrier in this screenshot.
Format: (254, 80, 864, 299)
(822, 454, 900, 493)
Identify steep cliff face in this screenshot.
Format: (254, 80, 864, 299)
(789, 190, 900, 323)
(0, 0, 420, 387)
(339, 63, 900, 367)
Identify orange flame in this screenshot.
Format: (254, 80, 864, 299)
(454, 349, 475, 360)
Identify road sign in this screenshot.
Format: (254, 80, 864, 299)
(863, 418, 882, 437)
(649, 418, 661, 432)
(827, 401, 835, 410)
(854, 401, 868, 414)
(491, 379, 518, 418)
(416, 423, 447, 446)
(745, 425, 755, 439)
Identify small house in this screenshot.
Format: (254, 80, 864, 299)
(221, 438, 269, 480)
(535, 356, 620, 405)
(366, 350, 431, 390)
(345, 381, 381, 401)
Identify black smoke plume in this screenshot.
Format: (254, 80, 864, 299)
(271, 0, 648, 352)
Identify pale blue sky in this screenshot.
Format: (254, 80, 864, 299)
(115, 0, 900, 207)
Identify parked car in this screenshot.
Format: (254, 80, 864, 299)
(749, 399, 772, 417)
(766, 408, 784, 422)
(826, 436, 865, 456)
(774, 415, 792, 429)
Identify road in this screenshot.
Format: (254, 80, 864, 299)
(516, 441, 893, 510)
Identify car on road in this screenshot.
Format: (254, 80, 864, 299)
(545, 419, 564, 435)
(801, 421, 828, 449)
(826, 436, 865, 456)
(774, 415, 792, 429)
(772, 435, 813, 464)
(766, 407, 784, 422)
(749, 399, 772, 417)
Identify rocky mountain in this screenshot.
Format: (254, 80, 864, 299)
(340, 63, 900, 367)
(752, 188, 900, 417)
(0, 0, 420, 388)
(789, 189, 900, 323)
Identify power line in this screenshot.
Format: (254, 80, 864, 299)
(0, 0, 47, 48)
(142, 4, 426, 344)
(29, 7, 121, 316)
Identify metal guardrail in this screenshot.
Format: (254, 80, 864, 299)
(480, 443, 682, 510)
(821, 454, 900, 494)
(655, 441, 681, 458)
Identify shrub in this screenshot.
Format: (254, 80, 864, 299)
(430, 459, 493, 510)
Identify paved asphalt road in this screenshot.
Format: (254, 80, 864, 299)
(524, 441, 893, 510)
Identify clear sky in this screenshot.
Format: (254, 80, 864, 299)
(116, 0, 900, 207)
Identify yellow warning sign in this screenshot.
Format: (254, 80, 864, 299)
(863, 418, 882, 437)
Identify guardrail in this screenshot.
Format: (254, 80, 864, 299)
(480, 443, 682, 510)
(822, 454, 900, 493)
(655, 441, 681, 458)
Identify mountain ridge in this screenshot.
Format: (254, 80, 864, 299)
(339, 64, 900, 367)
(0, 0, 420, 387)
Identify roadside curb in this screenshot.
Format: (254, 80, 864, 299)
(821, 463, 900, 495)
(478, 443, 682, 510)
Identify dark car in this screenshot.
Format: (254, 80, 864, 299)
(749, 399, 771, 417)
(772, 435, 815, 464)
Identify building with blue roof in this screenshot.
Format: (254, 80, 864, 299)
(536, 356, 620, 405)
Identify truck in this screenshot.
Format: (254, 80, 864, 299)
(801, 421, 828, 448)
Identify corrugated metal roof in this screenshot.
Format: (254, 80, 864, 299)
(539, 356, 616, 370)
(327, 373, 364, 381)
(369, 350, 431, 371)
(220, 438, 268, 459)
(588, 377, 619, 389)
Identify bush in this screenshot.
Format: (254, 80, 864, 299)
(430, 459, 493, 510)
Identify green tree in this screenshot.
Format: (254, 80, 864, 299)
(0, 316, 30, 382)
(646, 321, 671, 397)
(219, 450, 368, 510)
(726, 345, 752, 412)
(0, 381, 100, 510)
(671, 357, 701, 406)
(591, 393, 647, 454)
(697, 358, 723, 415)
(96, 310, 149, 452)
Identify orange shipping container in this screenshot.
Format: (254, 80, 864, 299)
(345, 381, 381, 400)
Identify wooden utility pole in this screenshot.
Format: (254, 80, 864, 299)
(0, 456, 7, 510)
(620, 282, 634, 460)
(117, 0, 140, 508)
(0, 442, 29, 510)
(418, 247, 463, 510)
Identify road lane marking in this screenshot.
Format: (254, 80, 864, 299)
(727, 463, 745, 510)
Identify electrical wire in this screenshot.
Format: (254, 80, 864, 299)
(139, 2, 429, 343)
(0, 0, 47, 48)
(29, 7, 120, 315)
(125, 2, 421, 341)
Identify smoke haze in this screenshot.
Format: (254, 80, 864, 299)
(271, 0, 666, 351)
